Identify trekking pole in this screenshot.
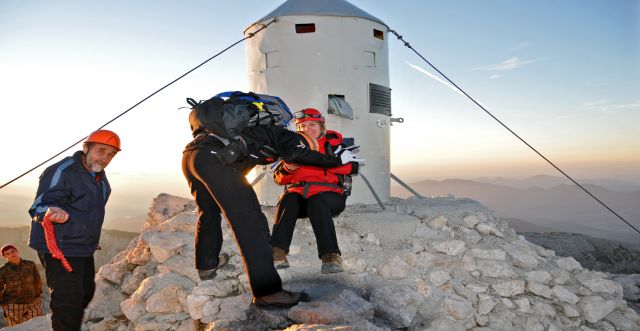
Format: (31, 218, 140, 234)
(360, 174, 386, 210)
(42, 215, 73, 272)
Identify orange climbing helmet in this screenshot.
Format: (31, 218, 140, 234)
(85, 129, 121, 151)
(294, 108, 325, 124)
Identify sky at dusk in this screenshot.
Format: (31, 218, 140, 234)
(1, 0, 638, 207)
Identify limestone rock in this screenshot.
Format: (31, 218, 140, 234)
(186, 294, 209, 320)
(476, 259, 516, 278)
(561, 303, 580, 317)
(286, 288, 376, 326)
(415, 252, 458, 271)
(454, 226, 482, 244)
(503, 243, 538, 269)
(146, 193, 195, 230)
(159, 212, 198, 233)
(97, 258, 130, 285)
(379, 255, 411, 280)
(470, 248, 506, 260)
(429, 270, 451, 286)
(371, 285, 423, 328)
(432, 239, 466, 256)
(121, 298, 146, 321)
(126, 237, 152, 265)
(578, 276, 623, 296)
(526, 281, 553, 299)
(78, 195, 640, 331)
(146, 283, 187, 313)
(428, 215, 448, 229)
(579, 296, 618, 323)
(477, 294, 498, 315)
(85, 278, 126, 320)
(475, 222, 504, 238)
(440, 294, 474, 321)
(514, 297, 532, 313)
(524, 317, 544, 331)
(552, 285, 579, 304)
(346, 212, 417, 244)
(192, 278, 240, 298)
(556, 256, 582, 272)
(148, 231, 189, 263)
(605, 310, 638, 331)
(492, 280, 525, 297)
(462, 214, 481, 228)
(426, 316, 465, 331)
(525, 270, 552, 284)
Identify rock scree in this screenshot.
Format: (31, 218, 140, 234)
(5, 194, 639, 331)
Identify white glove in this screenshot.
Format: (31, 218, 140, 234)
(338, 149, 365, 164)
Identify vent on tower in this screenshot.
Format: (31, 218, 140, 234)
(295, 23, 316, 33)
(328, 95, 354, 119)
(373, 29, 384, 40)
(369, 83, 392, 116)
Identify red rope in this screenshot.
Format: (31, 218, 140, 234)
(42, 215, 73, 273)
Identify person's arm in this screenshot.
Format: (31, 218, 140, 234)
(242, 126, 359, 168)
(28, 165, 71, 224)
(33, 264, 42, 299)
(328, 162, 359, 176)
(0, 272, 7, 305)
(273, 161, 299, 185)
(276, 130, 342, 168)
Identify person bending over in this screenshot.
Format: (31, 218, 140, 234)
(183, 110, 362, 308)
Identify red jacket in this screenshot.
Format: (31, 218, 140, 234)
(274, 130, 357, 198)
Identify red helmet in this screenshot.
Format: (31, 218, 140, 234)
(85, 130, 121, 151)
(294, 108, 325, 124)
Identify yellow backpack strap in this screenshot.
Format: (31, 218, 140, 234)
(251, 101, 264, 111)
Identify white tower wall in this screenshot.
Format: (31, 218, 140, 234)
(245, 15, 391, 205)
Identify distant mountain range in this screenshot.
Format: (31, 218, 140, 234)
(472, 174, 640, 192)
(522, 232, 640, 274)
(0, 226, 137, 269)
(391, 175, 640, 246)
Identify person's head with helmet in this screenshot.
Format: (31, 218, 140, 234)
(82, 129, 121, 173)
(294, 108, 325, 140)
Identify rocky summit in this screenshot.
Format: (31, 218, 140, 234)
(5, 194, 640, 331)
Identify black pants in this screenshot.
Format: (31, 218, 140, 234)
(38, 252, 95, 331)
(271, 191, 345, 258)
(182, 147, 282, 297)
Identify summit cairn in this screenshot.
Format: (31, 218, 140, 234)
(8, 194, 638, 330)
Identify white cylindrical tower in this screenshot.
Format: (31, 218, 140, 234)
(245, 0, 391, 205)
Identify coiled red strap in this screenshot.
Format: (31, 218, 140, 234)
(42, 215, 73, 273)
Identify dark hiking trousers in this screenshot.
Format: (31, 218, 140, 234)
(182, 147, 282, 297)
(38, 252, 95, 331)
(271, 191, 345, 258)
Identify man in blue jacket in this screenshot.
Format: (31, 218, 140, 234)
(28, 130, 120, 331)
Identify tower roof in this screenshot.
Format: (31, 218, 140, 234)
(247, 0, 386, 31)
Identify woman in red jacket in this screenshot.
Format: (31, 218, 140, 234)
(271, 108, 359, 273)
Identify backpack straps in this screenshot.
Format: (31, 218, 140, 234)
(186, 98, 199, 107)
(288, 181, 343, 198)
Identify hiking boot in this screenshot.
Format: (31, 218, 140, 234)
(252, 290, 302, 308)
(197, 253, 230, 281)
(321, 253, 343, 274)
(272, 246, 289, 269)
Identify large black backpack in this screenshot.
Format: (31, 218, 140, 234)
(187, 91, 293, 141)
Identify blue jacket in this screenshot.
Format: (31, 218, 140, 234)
(28, 151, 111, 257)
